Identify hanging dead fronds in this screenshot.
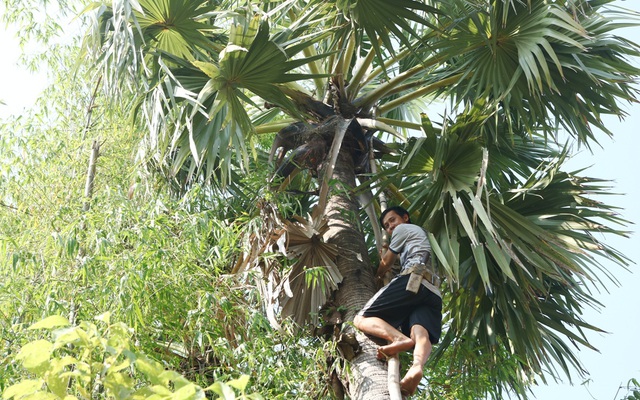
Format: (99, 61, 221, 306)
(277, 207, 343, 326)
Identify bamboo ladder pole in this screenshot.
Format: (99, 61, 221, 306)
(368, 137, 402, 400)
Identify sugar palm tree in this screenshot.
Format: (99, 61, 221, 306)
(89, 0, 638, 398)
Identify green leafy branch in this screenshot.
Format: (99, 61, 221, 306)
(3, 314, 262, 400)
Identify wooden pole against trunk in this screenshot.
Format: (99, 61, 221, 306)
(367, 137, 402, 398)
(388, 356, 403, 400)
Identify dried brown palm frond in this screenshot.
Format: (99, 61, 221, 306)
(278, 207, 343, 326)
(226, 200, 286, 330)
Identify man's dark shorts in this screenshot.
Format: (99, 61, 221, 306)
(358, 274, 442, 344)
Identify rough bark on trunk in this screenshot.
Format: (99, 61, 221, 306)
(324, 150, 391, 399)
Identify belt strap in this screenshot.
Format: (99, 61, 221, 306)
(400, 263, 441, 286)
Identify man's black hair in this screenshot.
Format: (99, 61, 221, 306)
(379, 206, 412, 226)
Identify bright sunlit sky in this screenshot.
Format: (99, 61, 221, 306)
(1, 2, 639, 399)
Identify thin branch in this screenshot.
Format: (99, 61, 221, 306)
(376, 117, 422, 131)
(357, 118, 405, 141)
(71, 76, 103, 327)
(0, 201, 19, 211)
(355, 63, 427, 110)
(366, 138, 385, 253)
(81, 75, 103, 142)
(255, 119, 297, 135)
(359, 47, 413, 89)
(82, 140, 101, 212)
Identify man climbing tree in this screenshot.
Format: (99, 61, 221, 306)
(89, 0, 640, 397)
(354, 206, 442, 396)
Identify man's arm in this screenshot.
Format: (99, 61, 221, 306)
(376, 246, 398, 279)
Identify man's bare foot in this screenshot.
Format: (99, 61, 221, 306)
(400, 364, 423, 396)
(376, 337, 414, 360)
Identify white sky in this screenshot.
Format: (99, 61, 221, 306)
(0, 27, 48, 119)
(1, 2, 639, 399)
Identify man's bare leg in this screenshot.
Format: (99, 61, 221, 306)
(400, 325, 432, 396)
(353, 315, 415, 360)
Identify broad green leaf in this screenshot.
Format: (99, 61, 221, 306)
(159, 370, 191, 389)
(206, 382, 236, 400)
(75, 327, 93, 347)
(28, 315, 70, 330)
(53, 327, 81, 349)
(16, 340, 53, 373)
(451, 194, 478, 246)
(171, 383, 201, 400)
(94, 311, 112, 324)
(103, 372, 134, 399)
(227, 375, 250, 392)
(45, 357, 77, 398)
(110, 358, 132, 373)
(135, 357, 167, 386)
(2, 379, 43, 400)
(147, 385, 173, 395)
(469, 194, 494, 237)
(481, 226, 515, 283)
(192, 61, 220, 80)
(428, 232, 454, 280)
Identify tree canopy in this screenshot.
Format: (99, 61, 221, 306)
(1, 0, 639, 399)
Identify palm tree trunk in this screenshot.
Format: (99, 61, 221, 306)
(324, 150, 390, 399)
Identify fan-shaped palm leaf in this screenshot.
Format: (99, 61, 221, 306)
(88, 0, 640, 395)
(337, 0, 439, 60)
(378, 105, 631, 386)
(133, 0, 215, 59)
(130, 10, 334, 185)
(434, 0, 640, 143)
(278, 208, 343, 325)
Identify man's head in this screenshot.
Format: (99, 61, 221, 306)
(380, 206, 411, 234)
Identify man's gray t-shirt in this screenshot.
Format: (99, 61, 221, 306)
(388, 223, 431, 273)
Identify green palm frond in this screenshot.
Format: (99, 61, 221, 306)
(433, 0, 640, 143)
(133, 10, 334, 185)
(379, 106, 631, 386)
(216, 18, 330, 113)
(134, 0, 215, 59)
(441, 1, 584, 99)
(335, 0, 439, 59)
(133, 55, 244, 187)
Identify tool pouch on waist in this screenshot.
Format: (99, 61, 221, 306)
(404, 263, 427, 293)
(406, 272, 422, 293)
